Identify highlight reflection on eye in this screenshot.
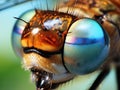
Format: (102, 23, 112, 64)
(12, 10, 35, 57)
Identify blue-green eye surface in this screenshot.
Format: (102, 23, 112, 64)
(63, 18, 110, 74)
(12, 10, 35, 57)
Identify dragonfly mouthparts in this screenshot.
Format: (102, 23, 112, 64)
(31, 68, 53, 90)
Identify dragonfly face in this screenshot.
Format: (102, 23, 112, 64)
(12, 0, 120, 90)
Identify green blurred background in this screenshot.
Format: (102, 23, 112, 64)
(0, 1, 36, 90)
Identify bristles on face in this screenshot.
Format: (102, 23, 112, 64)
(31, 0, 64, 11)
(31, 0, 93, 18)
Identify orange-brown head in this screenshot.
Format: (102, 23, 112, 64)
(21, 10, 75, 52)
(21, 10, 77, 74)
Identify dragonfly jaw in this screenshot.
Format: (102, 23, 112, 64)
(30, 67, 75, 90)
(31, 68, 53, 90)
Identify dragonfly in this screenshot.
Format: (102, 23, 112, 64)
(12, 0, 120, 90)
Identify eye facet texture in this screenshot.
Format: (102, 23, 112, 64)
(63, 18, 110, 74)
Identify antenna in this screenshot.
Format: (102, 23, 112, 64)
(14, 17, 30, 28)
(14, 17, 29, 24)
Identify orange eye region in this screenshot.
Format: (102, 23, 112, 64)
(21, 10, 77, 52)
(21, 28, 64, 52)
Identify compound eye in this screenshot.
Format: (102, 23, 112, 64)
(11, 10, 35, 57)
(63, 18, 110, 74)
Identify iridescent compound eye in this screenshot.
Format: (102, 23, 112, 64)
(63, 18, 110, 74)
(11, 10, 35, 57)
